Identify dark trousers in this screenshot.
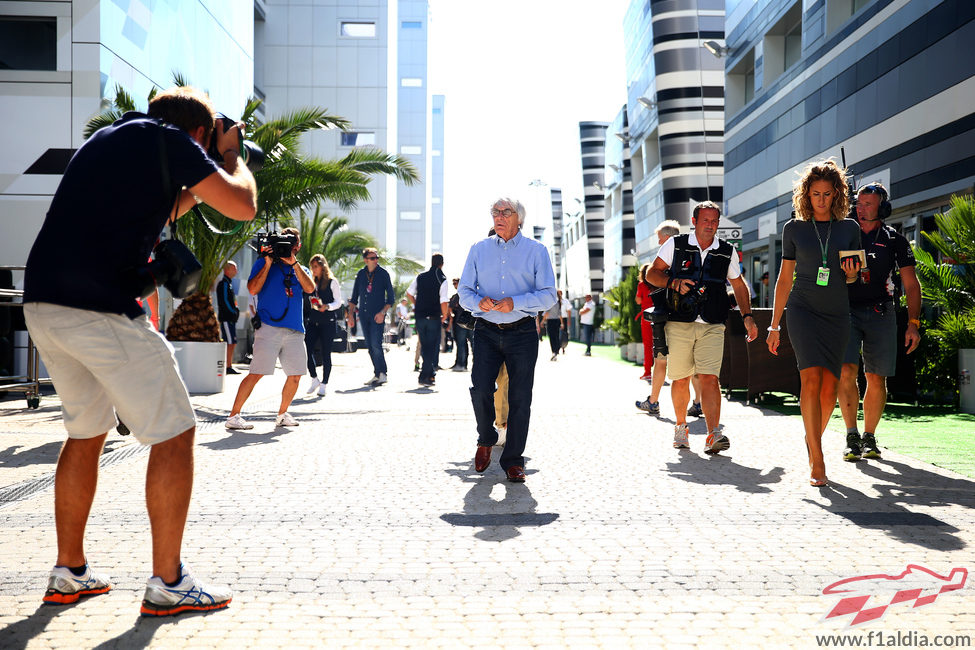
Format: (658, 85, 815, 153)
(415, 317, 441, 381)
(545, 319, 561, 355)
(581, 323, 594, 352)
(470, 319, 538, 470)
(304, 318, 336, 383)
(453, 324, 470, 368)
(360, 315, 387, 376)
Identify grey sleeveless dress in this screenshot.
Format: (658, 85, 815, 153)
(782, 217, 861, 378)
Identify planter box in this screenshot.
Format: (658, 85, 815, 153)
(635, 342, 645, 365)
(172, 341, 226, 394)
(626, 342, 639, 362)
(619, 345, 627, 360)
(961, 348, 975, 414)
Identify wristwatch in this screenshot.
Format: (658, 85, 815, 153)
(767, 325, 781, 332)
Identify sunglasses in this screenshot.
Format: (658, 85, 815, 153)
(364, 256, 378, 260)
(490, 208, 516, 218)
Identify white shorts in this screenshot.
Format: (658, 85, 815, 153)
(249, 324, 307, 375)
(23, 302, 196, 445)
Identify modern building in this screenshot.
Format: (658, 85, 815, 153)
(578, 121, 609, 293)
(600, 105, 637, 290)
(722, 0, 975, 305)
(0, 0, 254, 268)
(622, 0, 726, 263)
(430, 94, 444, 253)
(550, 188, 564, 283)
(262, 0, 434, 262)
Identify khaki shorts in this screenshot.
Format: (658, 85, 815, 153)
(24, 302, 195, 445)
(249, 324, 307, 375)
(665, 320, 725, 380)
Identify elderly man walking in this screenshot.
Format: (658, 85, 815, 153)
(458, 197, 557, 482)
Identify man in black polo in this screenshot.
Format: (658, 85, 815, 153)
(838, 183, 922, 461)
(407, 253, 449, 386)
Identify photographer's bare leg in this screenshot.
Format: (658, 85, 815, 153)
(54, 433, 108, 567)
(649, 356, 667, 403)
(146, 427, 194, 583)
(862, 373, 887, 434)
(229, 373, 264, 416)
(671, 377, 690, 425)
(280, 375, 301, 415)
(698, 373, 721, 433)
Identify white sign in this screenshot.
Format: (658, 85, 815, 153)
(758, 212, 777, 239)
(717, 227, 741, 240)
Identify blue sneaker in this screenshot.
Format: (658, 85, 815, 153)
(635, 398, 661, 415)
(140, 564, 232, 617)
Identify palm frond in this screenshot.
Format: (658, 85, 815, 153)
(339, 147, 421, 186)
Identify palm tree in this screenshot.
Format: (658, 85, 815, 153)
(294, 204, 423, 284)
(85, 79, 419, 342)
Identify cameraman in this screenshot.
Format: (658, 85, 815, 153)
(22, 86, 257, 615)
(226, 227, 315, 430)
(646, 201, 757, 453)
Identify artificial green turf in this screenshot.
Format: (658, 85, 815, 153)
(571, 341, 975, 478)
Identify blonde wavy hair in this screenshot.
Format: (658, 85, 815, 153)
(792, 159, 850, 221)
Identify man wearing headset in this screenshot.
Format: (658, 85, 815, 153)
(838, 183, 922, 461)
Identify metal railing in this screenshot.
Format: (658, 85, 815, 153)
(0, 266, 50, 408)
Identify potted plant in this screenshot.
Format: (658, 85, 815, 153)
(603, 265, 642, 361)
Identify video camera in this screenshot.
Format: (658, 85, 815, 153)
(126, 238, 203, 300)
(208, 113, 265, 173)
(255, 231, 298, 260)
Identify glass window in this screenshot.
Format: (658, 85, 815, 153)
(400, 211, 422, 221)
(341, 132, 376, 146)
(340, 22, 376, 38)
(401, 145, 422, 155)
(401, 78, 423, 87)
(0, 16, 56, 71)
(402, 21, 422, 29)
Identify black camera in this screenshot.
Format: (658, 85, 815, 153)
(208, 113, 265, 173)
(669, 283, 708, 316)
(255, 231, 298, 260)
(126, 239, 203, 299)
(642, 308, 669, 357)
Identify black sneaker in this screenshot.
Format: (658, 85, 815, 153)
(843, 432, 862, 462)
(687, 402, 703, 418)
(861, 433, 882, 459)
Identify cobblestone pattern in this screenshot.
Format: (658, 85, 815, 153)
(1, 344, 973, 648)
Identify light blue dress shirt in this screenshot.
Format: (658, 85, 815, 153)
(458, 230, 557, 324)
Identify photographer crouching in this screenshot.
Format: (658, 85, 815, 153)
(22, 86, 257, 615)
(645, 201, 758, 453)
(225, 227, 315, 430)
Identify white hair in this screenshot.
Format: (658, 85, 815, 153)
(654, 220, 680, 238)
(490, 197, 526, 226)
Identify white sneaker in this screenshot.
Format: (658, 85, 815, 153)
(225, 414, 253, 430)
(306, 378, 321, 394)
(43, 564, 111, 604)
(495, 425, 507, 447)
(317, 384, 327, 396)
(374, 372, 388, 385)
(275, 412, 299, 427)
(673, 423, 690, 449)
(364, 375, 378, 386)
(141, 563, 232, 617)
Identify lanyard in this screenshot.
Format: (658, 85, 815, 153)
(813, 219, 832, 266)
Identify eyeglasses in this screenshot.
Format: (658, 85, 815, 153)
(490, 208, 516, 218)
(364, 256, 378, 260)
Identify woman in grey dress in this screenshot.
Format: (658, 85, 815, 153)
(767, 160, 862, 486)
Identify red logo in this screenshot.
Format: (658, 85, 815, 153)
(822, 565, 968, 628)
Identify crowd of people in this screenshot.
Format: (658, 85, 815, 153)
(19, 80, 921, 622)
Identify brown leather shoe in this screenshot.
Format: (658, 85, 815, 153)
(474, 446, 492, 473)
(505, 466, 526, 482)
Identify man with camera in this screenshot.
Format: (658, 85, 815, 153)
(347, 248, 395, 386)
(22, 86, 257, 615)
(838, 183, 921, 461)
(226, 227, 315, 430)
(646, 201, 758, 453)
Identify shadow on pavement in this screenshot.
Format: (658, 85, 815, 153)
(855, 458, 975, 510)
(0, 603, 80, 650)
(664, 453, 785, 493)
(89, 610, 222, 650)
(334, 385, 378, 394)
(0, 439, 129, 471)
(441, 461, 559, 541)
(198, 428, 289, 451)
(804, 479, 965, 551)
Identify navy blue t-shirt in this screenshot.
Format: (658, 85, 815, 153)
(250, 257, 310, 333)
(24, 112, 219, 318)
